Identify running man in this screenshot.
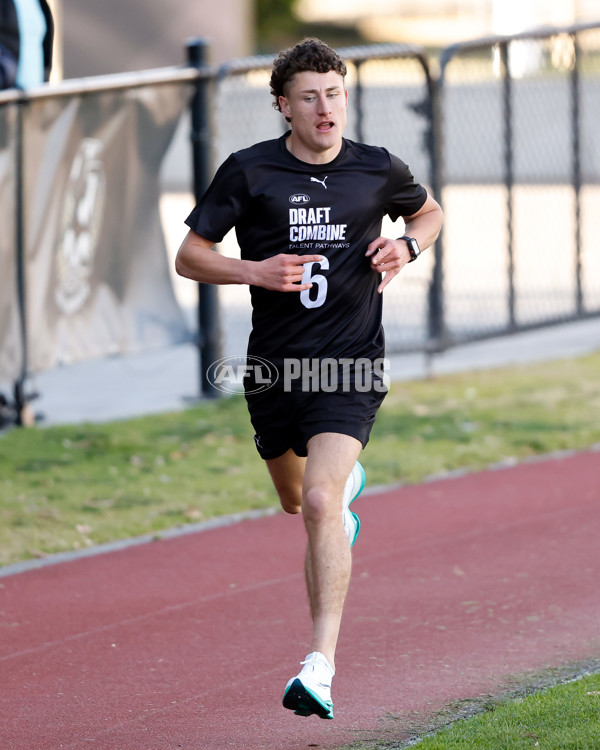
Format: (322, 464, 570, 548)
(175, 37, 443, 719)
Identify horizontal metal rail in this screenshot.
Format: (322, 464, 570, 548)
(216, 42, 431, 78)
(0, 65, 206, 105)
(440, 19, 600, 71)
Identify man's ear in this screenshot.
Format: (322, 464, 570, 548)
(279, 95, 291, 119)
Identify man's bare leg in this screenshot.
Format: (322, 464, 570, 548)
(266, 449, 305, 514)
(267, 438, 363, 718)
(302, 432, 362, 669)
(267, 437, 361, 667)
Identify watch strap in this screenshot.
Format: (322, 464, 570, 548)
(400, 235, 421, 262)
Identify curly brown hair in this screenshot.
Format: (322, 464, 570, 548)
(270, 38, 347, 118)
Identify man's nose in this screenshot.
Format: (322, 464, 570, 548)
(316, 94, 330, 112)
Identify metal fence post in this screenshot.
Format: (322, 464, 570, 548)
(500, 41, 516, 331)
(571, 32, 583, 316)
(428, 66, 446, 351)
(354, 60, 364, 143)
(14, 101, 30, 424)
(187, 37, 221, 398)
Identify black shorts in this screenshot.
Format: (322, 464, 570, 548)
(245, 384, 388, 460)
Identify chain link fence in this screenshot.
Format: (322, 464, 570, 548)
(2, 23, 599, 417)
(437, 22, 600, 347)
(207, 23, 600, 364)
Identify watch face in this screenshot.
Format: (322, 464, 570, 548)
(401, 236, 420, 261)
(407, 238, 420, 258)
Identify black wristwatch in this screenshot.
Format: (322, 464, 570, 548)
(400, 235, 421, 262)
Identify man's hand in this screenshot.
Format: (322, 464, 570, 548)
(365, 238, 410, 293)
(245, 253, 325, 292)
(365, 192, 444, 293)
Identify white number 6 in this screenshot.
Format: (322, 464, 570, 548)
(300, 257, 329, 309)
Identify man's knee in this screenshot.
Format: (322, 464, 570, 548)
(279, 488, 302, 515)
(302, 484, 340, 525)
(266, 449, 305, 514)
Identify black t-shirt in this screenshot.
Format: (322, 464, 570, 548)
(185, 133, 427, 369)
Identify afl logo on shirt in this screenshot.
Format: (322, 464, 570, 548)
(289, 193, 310, 205)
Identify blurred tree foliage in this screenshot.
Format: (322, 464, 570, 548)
(254, 0, 365, 54)
(255, 0, 301, 51)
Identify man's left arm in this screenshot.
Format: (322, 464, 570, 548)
(365, 193, 443, 293)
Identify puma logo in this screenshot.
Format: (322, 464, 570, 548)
(310, 176, 328, 189)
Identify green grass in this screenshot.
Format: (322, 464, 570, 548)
(393, 671, 600, 749)
(1, 352, 599, 567)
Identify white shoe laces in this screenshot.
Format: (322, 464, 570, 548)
(300, 651, 335, 679)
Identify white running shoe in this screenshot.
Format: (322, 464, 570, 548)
(282, 652, 335, 719)
(342, 461, 366, 547)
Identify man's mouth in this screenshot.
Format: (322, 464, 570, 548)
(317, 121, 335, 131)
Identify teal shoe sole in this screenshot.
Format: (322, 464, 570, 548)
(283, 679, 334, 720)
(349, 461, 367, 507)
(349, 511, 361, 547)
(347, 461, 365, 547)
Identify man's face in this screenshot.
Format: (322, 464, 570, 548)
(279, 70, 348, 162)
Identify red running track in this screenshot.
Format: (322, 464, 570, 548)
(1, 450, 599, 749)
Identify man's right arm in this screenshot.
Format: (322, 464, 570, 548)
(175, 230, 323, 293)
